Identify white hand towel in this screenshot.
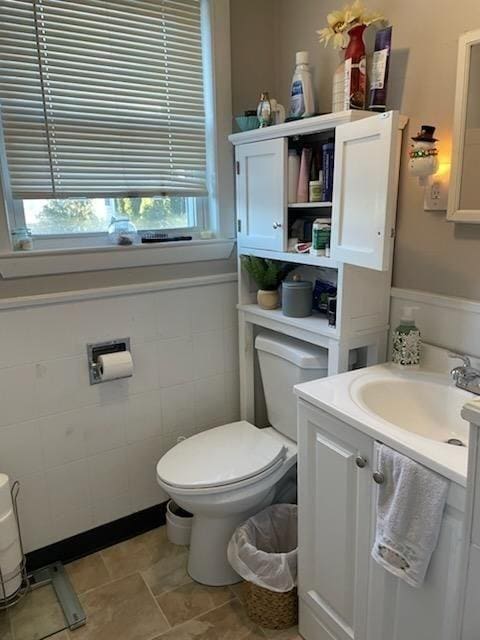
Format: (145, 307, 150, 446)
(371, 443, 448, 588)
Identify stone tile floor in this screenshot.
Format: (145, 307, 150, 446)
(0, 527, 301, 640)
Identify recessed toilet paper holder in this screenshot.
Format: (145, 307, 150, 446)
(87, 338, 131, 385)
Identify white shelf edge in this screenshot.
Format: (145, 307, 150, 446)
(229, 110, 374, 145)
(238, 303, 338, 339)
(288, 202, 332, 209)
(238, 247, 338, 269)
(0, 239, 236, 279)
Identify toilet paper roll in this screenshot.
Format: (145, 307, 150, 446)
(0, 538, 22, 575)
(0, 510, 19, 552)
(97, 351, 133, 382)
(0, 565, 21, 599)
(0, 475, 13, 518)
(0, 526, 22, 598)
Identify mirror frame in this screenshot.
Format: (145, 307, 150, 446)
(447, 29, 480, 223)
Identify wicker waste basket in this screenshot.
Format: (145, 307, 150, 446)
(227, 504, 298, 630)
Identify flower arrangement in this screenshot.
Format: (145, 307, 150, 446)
(317, 0, 384, 49)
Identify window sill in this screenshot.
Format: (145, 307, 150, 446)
(0, 238, 235, 278)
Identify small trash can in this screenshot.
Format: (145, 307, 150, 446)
(166, 500, 193, 546)
(227, 504, 298, 630)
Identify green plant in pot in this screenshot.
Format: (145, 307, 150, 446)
(241, 255, 295, 310)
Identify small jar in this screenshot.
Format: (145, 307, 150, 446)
(309, 180, 322, 202)
(282, 276, 313, 318)
(11, 227, 33, 251)
(108, 216, 138, 246)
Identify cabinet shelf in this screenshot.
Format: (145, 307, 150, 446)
(239, 247, 338, 269)
(238, 303, 338, 340)
(288, 202, 332, 209)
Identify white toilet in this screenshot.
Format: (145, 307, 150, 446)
(156, 332, 328, 586)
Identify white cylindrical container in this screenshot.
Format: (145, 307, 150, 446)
(288, 150, 300, 203)
(0, 475, 12, 517)
(0, 509, 22, 598)
(166, 500, 193, 546)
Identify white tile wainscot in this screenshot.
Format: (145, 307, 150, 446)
(0, 273, 239, 552)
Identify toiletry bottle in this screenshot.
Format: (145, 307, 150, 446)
(296, 147, 312, 203)
(392, 307, 421, 367)
(257, 92, 272, 128)
(289, 51, 315, 119)
(288, 149, 300, 203)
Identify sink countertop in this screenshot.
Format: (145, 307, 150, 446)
(462, 397, 480, 426)
(295, 363, 473, 486)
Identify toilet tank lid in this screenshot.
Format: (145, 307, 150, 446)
(255, 332, 328, 369)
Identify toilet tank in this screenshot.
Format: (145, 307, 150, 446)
(255, 332, 328, 442)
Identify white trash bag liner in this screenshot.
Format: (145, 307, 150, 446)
(227, 504, 298, 593)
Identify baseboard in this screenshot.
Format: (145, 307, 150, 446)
(26, 502, 168, 572)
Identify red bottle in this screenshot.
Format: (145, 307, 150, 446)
(344, 24, 367, 109)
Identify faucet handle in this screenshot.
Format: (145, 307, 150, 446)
(449, 352, 471, 367)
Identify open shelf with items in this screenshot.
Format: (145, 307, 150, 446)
(288, 202, 332, 209)
(230, 110, 408, 423)
(238, 247, 337, 268)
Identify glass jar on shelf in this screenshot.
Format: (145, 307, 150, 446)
(107, 216, 138, 246)
(11, 227, 33, 251)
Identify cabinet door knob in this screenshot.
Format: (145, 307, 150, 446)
(355, 456, 368, 469)
(373, 471, 385, 484)
(272, 222, 282, 229)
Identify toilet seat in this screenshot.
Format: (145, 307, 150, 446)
(156, 421, 288, 492)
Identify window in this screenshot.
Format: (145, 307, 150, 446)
(22, 196, 203, 235)
(0, 0, 209, 243)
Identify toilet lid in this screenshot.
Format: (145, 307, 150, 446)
(156, 421, 287, 490)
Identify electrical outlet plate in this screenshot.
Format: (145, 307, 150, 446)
(424, 169, 450, 211)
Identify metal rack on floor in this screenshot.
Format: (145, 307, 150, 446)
(0, 481, 86, 634)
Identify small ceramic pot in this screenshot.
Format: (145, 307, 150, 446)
(257, 289, 279, 310)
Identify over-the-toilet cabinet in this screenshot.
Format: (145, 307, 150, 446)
(235, 111, 401, 271)
(298, 401, 465, 640)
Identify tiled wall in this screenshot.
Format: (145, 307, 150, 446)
(0, 276, 239, 553)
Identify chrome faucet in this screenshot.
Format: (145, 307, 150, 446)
(450, 353, 480, 395)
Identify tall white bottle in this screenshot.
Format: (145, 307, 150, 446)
(289, 51, 315, 119)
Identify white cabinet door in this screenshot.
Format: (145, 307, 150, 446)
(462, 544, 480, 640)
(331, 111, 400, 271)
(236, 138, 287, 251)
(366, 481, 465, 640)
(298, 402, 374, 640)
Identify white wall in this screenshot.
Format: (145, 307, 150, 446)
(230, 0, 480, 300)
(390, 287, 480, 359)
(0, 275, 239, 552)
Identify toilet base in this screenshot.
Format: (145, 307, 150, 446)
(187, 488, 276, 586)
(187, 512, 246, 586)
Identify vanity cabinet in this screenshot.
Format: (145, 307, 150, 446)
(298, 400, 466, 640)
(298, 402, 373, 640)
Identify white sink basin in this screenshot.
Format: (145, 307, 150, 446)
(352, 375, 470, 446)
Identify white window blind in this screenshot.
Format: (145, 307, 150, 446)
(0, 0, 207, 200)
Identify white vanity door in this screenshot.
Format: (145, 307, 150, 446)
(462, 544, 480, 640)
(331, 111, 400, 271)
(366, 477, 465, 640)
(235, 138, 287, 251)
(298, 402, 374, 640)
